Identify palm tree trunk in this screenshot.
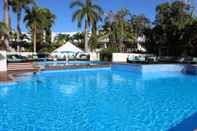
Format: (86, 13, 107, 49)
(119, 23, 124, 52)
(84, 20, 89, 52)
(16, 12, 21, 52)
(3, 0, 10, 27)
(33, 24, 37, 52)
(3, 0, 11, 51)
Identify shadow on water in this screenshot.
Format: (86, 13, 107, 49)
(169, 112, 197, 131)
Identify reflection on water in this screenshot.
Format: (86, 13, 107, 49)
(0, 68, 197, 130)
(59, 84, 77, 95)
(0, 87, 9, 97)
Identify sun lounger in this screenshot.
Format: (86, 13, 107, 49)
(7, 54, 27, 63)
(127, 55, 146, 63)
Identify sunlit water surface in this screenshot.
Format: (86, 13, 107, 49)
(0, 68, 197, 130)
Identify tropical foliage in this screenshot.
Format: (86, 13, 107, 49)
(24, 7, 55, 52)
(0, 22, 10, 49)
(145, 1, 197, 56)
(102, 9, 150, 52)
(70, 0, 103, 52)
(10, 0, 36, 51)
(1, 0, 197, 57)
(1, 0, 55, 52)
(71, 32, 85, 49)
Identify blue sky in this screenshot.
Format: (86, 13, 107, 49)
(0, 0, 196, 32)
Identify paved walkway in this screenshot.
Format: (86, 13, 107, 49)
(0, 69, 40, 82)
(0, 72, 11, 82)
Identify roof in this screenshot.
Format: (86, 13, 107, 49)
(52, 41, 84, 53)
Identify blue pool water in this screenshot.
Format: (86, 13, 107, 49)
(0, 67, 197, 130)
(36, 61, 106, 66)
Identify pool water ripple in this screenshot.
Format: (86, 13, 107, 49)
(0, 68, 197, 130)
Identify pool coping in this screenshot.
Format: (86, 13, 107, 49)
(1, 63, 196, 83)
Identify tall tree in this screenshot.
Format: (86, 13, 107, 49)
(130, 15, 150, 37)
(154, 1, 195, 56)
(40, 8, 56, 45)
(115, 8, 130, 51)
(104, 11, 116, 49)
(0, 22, 10, 50)
(3, 0, 10, 27)
(70, 0, 103, 52)
(3, 0, 11, 50)
(24, 7, 43, 52)
(103, 9, 135, 52)
(10, 0, 36, 51)
(54, 34, 70, 47)
(71, 32, 85, 49)
(24, 7, 55, 52)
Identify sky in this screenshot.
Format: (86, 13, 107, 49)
(0, 0, 197, 32)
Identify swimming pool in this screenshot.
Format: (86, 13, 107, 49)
(0, 65, 197, 130)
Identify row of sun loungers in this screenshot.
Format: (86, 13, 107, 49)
(7, 53, 90, 63)
(127, 55, 197, 64)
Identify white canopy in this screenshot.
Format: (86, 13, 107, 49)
(52, 41, 84, 53)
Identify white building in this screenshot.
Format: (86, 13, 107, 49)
(14, 32, 78, 43)
(51, 32, 78, 42)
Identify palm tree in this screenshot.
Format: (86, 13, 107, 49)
(10, 0, 36, 51)
(54, 34, 70, 46)
(71, 32, 85, 49)
(115, 8, 130, 52)
(104, 11, 116, 48)
(24, 7, 43, 52)
(3, 0, 11, 50)
(0, 22, 10, 50)
(39, 8, 56, 44)
(24, 7, 55, 52)
(3, 0, 10, 27)
(70, 0, 103, 52)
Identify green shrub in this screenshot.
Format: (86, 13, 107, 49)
(100, 48, 115, 61)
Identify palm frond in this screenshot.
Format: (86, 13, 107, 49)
(92, 5, 104, 15)
(70, 1, 83, 8)
(72, 9, 84, 27)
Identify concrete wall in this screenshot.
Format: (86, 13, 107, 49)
(112, 53, 145, 63)
(142, 64, 184, 73)
(0, 51, 7, 71)
(112, 53, 130, 62)
(90, 52, 100, 61)
(112, 64, 186, 74)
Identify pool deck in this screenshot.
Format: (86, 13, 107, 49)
(0, 63, 196, 82)
(0, 69, 40, 82)
(0, 63, 111, 82)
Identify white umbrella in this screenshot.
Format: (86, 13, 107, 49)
(53, 41, 84, 53)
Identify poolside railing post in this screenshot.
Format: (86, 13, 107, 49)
(0, 50, 7, 72)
